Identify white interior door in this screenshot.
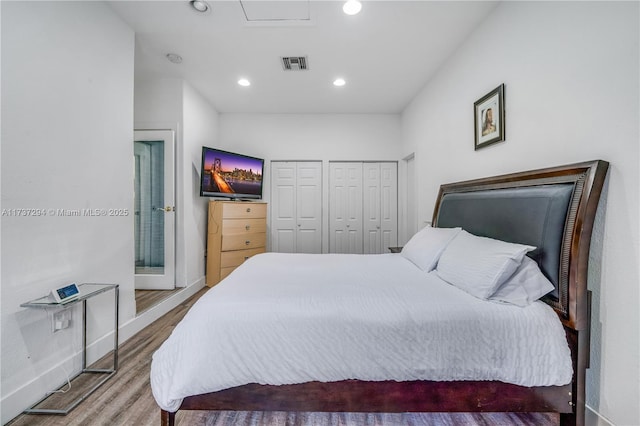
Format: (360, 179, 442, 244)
(363, 163, 382, 254)
(271, 162, 297, 253)
(379, 162, 398, 252)
(133, 130, 175, 290)
(329, 162, 363, 253)
(295, 162, 322, 253)
(363, 162, 398, 254)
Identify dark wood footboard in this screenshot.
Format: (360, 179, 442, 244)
(178, 381, 572, 414)
(160, 378, 573, 426)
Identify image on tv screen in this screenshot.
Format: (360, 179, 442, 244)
(201, 149, 263, 197)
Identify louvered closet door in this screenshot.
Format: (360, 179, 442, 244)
(271, 161, 322, 253)
(329, 162, 363, 254)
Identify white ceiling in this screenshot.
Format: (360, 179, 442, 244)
(108, 1, 499, 114)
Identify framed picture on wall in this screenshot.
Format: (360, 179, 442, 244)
(474, 84, 505, 150)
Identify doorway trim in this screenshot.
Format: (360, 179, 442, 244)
(402, 153, 417, 245)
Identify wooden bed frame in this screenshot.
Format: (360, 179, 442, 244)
(161, 160, 609, 426)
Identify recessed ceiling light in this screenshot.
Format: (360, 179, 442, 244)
(238, 78, 251, 87)
(333, 78, 346, 87)
(343, 0, 362, 15)
(166, 53, 183, 64)
(190, 0, 210, 13)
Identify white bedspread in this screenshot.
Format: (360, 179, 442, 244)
(151, 253, 573, 412)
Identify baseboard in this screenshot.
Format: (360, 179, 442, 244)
(112, 277, 205, 354)
(1, 278, 205, 424)
(586, 404, 615, 426)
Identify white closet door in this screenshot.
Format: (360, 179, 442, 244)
(379, 162, 398, 252)
(362, 162, 398, 254)
(295, 162, 322, 253)
(329, 162, 363, 253)
(363, 163, 382, 254)
(271, 161, 322, 253)
(271, 162, 297, 253)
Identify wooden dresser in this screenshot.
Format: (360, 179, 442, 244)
(206, 201, 267, 287)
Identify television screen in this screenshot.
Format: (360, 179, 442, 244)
(199, 147, 264, 200)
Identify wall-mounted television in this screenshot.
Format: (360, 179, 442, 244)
(199, 146, 264, 200)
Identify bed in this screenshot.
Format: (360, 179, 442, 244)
(153, 160, 609, 426)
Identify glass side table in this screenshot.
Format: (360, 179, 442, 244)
(20, 283, 119, 415)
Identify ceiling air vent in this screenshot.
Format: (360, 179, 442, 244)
(281, 56, 308, 71)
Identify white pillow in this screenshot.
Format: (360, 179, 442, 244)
(400, 226, 462, 272)
(436, 230, 535, 299)
(489, 257, 555, 307)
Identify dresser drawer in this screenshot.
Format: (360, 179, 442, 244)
(222, 202, 267, 220)
(220, 247, 265, 268)
(221, 218, 267, 235)
(221, 233, 266, 251)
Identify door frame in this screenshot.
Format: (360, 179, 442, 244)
(402, 153, 418, 244)
(133, 129, 176, 290)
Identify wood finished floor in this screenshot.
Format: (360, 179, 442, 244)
(8, 288, 559, 426)
(135, 288, 184, 315)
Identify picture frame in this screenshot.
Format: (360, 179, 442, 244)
(474, 84, 505, 150)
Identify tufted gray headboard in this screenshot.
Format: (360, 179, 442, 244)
(431, 160, 608, 330)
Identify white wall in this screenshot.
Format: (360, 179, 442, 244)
(0, 2, 134, 422)
(401, 2, 639, 425)
(182, 82, 220, 286)
(218, 113, 402, 252)
(219, 114, 401, 162)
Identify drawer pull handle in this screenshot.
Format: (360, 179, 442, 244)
(245, 240, 251, 245)
(245, 225, 251, 231)
(246, 207, 251, 213)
